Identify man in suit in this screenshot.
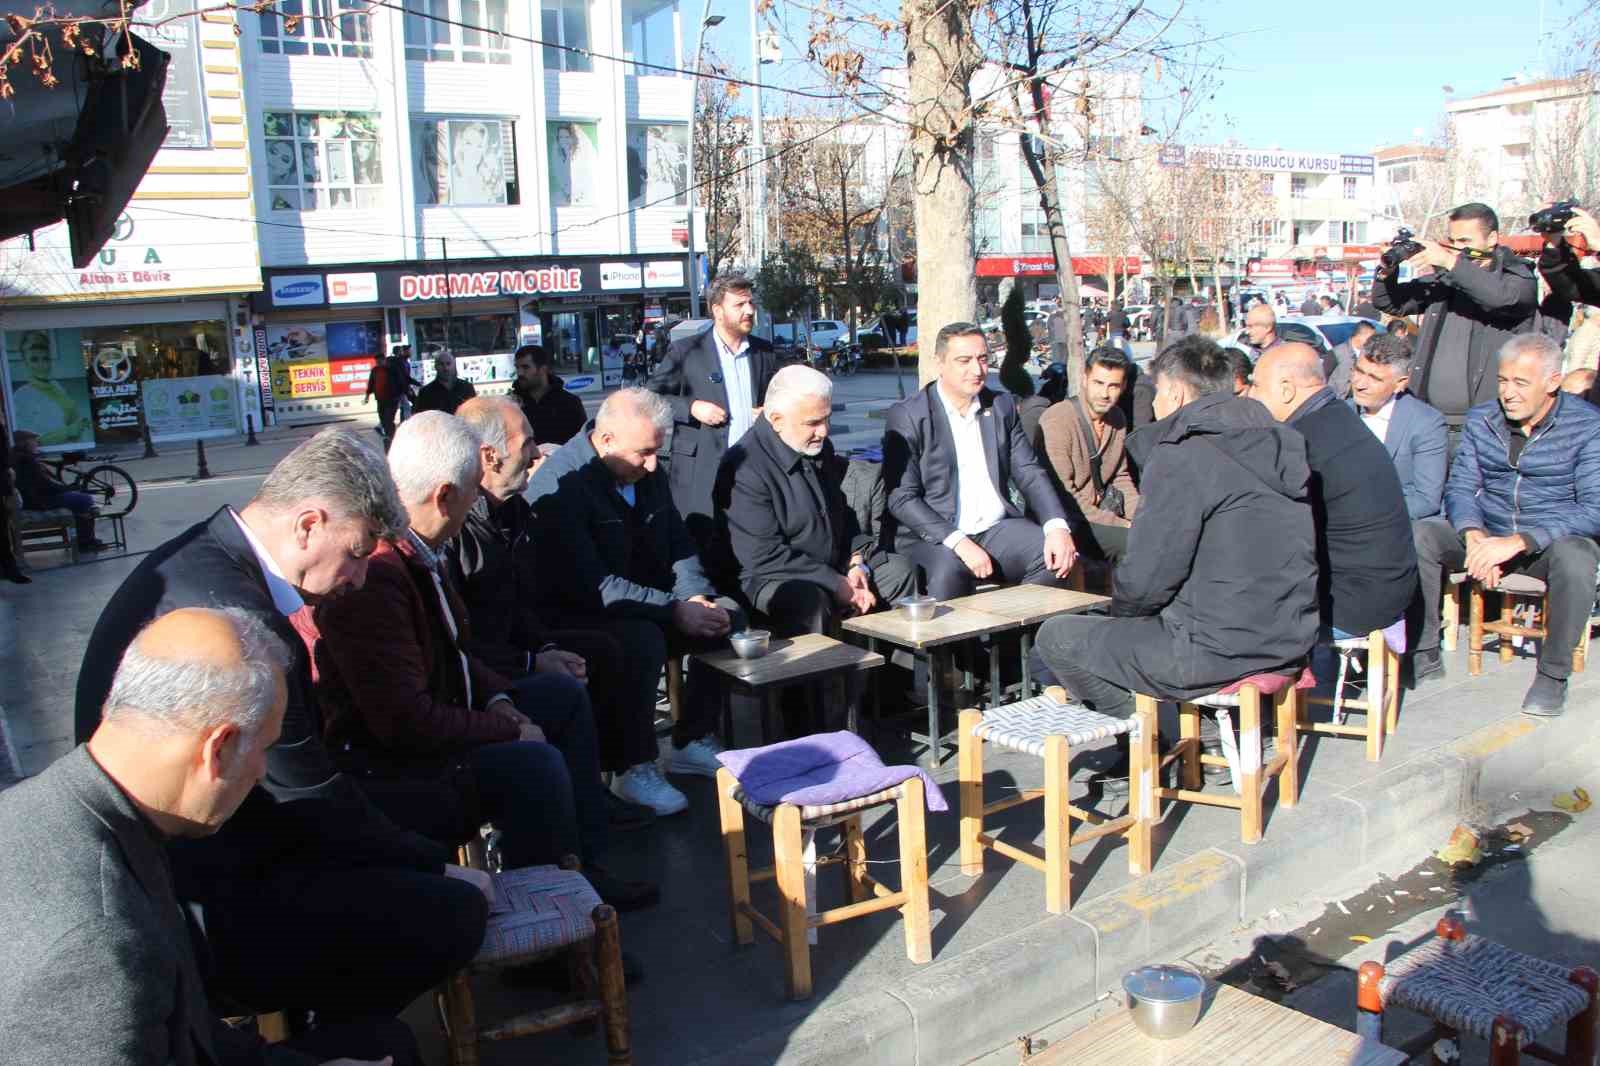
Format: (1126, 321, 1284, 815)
(1348, 332, 1448, 520)
(647, 272, 777, 548)
(527, 388, 740, 789)
(1327, 320, 1376, 398)
(5, 607, 418, 1066)
(714, 364, 916, 632)
(882, 321, 1077, 599)
(73, 430, 488, 1026)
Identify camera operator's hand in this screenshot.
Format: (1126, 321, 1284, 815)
(1409, 240, 1461, 273)
(1566, 207, 1600, 250)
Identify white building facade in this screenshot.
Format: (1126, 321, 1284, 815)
(1445, 75, 1600, 226)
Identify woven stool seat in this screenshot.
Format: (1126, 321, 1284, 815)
(1380, 932, 1591, 1043)
(970, 695, 1137, 757)
(1189, 666, 1316, 708)
(18, 508, 76, 527)
(473, 865, 602, 965)
(1491, 573, 1549, 596)
(733, 782, 907, 827)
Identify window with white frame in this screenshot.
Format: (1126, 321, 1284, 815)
(1290, 175, 1308, 199)
(541, 0, 592, 72)
(415, 118, 520, 205)
(625, 0, 678, 75)
(1343, 175, 1358, 199)
(263, 111, 382, 211)
(258, 0, 372, 57)
(403, 0, 510, 63)
(975, 205, 1001, 252)
(1020, 207, 1051, 253)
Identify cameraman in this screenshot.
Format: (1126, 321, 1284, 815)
(1372, 202, 1538, 451)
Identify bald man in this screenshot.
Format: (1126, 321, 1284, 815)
(1251, 343, 1418, 640)
(0, 609, 417, 1066)
(1242, 302, 1280, 358)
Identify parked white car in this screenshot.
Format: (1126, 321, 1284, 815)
(808, 319, 849, 350)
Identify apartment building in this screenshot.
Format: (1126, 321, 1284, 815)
(1444, 75, 1599, 226)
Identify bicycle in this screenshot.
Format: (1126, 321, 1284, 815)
(41, 451, 139, 518)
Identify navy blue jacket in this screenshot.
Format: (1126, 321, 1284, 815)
(1446, 391, 1600, 550)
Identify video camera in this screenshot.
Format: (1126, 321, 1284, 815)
(1529, 199, 1581, 235)
(1380, 228, 1426, 270)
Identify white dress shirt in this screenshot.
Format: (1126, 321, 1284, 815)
(936, 386, 1009, 547)
(1359, 395, 1396, 444)
(713, 329, 755, 446)
(228, 508, 304, 616)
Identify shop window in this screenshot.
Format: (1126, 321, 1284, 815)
(411, 313, 518, 384)
(626, 123, 687, 208)
(402, 0, 510, 64)
(264, 320, 384, 406)
(625, 0, 678, 75)
(541, 0, 592, 72)
(263, 111, 382, 212)
(415, 118, 520, 206)
(259, 0, 373, 57)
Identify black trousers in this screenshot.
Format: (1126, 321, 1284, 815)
(544, 627, 656, 773)
(903, 517, 1063, 600)
(1079, 521, 1131, 563)
(1033, 612, 1141, 720)
(376, 398, 401, 438)
(206, 867, 486, 1022)
(1413, 518, 1600, 680)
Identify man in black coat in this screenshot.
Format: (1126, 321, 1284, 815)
(646, 272, 777, 549)
(881, 321, 1077, 599)
(1034, 336, 1318, 785)
(1372, 202, 1538, 446)
(527, 388, 741, 790)
(1251, 343, 1418, 638)
(72, 430, 487, 1025)
(511, 343, 588, 446)
(413, 354, 478, 415)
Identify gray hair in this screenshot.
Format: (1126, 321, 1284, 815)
(455, 395, 523, 460)
(764, 364, 833, 412)
(596, 387, 672, 434)
(387, 410, 483, 505)
(1499, 332, 1563, 377)
(102, 607, 290, 745)
(253, 429, 407, 540)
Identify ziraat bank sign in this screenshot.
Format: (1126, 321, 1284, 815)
(398, 268, 584, 302)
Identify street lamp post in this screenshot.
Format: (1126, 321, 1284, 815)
(685, 12, 724, 319)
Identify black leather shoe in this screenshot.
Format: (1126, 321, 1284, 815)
(605, 790, 656, 832)
(1408, 648, 1445, 688)
(3, 567, 29, 584)
(1521, 673, 1567, 716)
(586, 867, 660, 912)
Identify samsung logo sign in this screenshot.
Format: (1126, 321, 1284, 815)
(271, 275, 326, 306)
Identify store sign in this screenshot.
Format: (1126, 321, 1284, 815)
(974, 256, 1143, 278)
(327, 271, 379, 304)
(252, 327, 275, 418)
(265, 321, 382, 400)
(644, 260, 684, 288)
(1161, 145, 1375, 176)
(142, 0, 209, 149)
(142, 375, 236, 437)
(271, 275, 327, 307)
(600, 262, 643, 290)
(565, 373, 601, 394)
(397, 268, 583, 302)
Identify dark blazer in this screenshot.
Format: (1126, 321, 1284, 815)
(646, 326, 777, 544)
(1347, 393, 1447, 520)
(526, 424, 716, 624)
(0, 746, 311, 1066)
(73, 508, 450, 904)
(881, 383, 1067, 551)
(712, 416, 865, 611)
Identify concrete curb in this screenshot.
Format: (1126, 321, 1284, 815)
(691, 703, 1598, 1066)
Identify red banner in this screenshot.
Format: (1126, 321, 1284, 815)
(972, 255, 1143, 278)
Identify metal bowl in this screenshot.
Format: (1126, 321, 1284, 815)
(896, 595, 939, 622)
(728, 629, 771, 660)
(1122, 964, 1204, 1040)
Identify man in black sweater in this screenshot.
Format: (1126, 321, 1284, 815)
(1251, 343, 1418, 639)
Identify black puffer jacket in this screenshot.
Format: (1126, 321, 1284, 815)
(443, 493, 548, 678)
(1083, 392, 1318, 699)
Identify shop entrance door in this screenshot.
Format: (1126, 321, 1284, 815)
(541, 309, 600, 392)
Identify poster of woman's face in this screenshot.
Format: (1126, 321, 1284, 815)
(266, 139, 298, 186)
(547, 121, 599, 208)
(300, 143, 322, 184)
(626, 123, 687, 208)
(450, 120, 505, 205)
(265, 325, 327, 361)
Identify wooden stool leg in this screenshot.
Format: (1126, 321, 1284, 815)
(1238, 688, 1264, 844)
(1577, 619, 1591, 675)
(1044, 735, 1072, 913)
(842, 816, 869, 903)
(1469, 583, 1486, 676)
(772, 804, 813, 1000)
(1385, 644, 1401, 736)
(1179, 702, 1201, 790)
(440, 968, 480, 1066)
(1366, 630, 1385, 763)
(666, 657, 684, 724)
(1442, 580, 1460, 652)
(1275, 687, 1300, 809)
(1489, 1016, 1525, 1066)
(593, 904, 632, 1066)
(1128, 696, 1157, 875)
(1355, 960, 1385, 1045)
(714, 768, 754, 945)
(1499, 593, 1517, 664)
(958, 709, 984, 875)
(1568, 966, 1599, 1066)
(897, 778, 932, 965)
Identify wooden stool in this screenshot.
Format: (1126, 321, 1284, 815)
(1442, 572, 1465, 652)
(17, 508, 77, 563)
(1358, 916, 1598, 1065)
(437, 862, 630, 1065)
(1468, 574, 1589, 676)
(957, 689, 1155, 913)
(1305, 628, 1402, 762)
(1147, 668, 1313, 845)
(715, 767, 932, 1000)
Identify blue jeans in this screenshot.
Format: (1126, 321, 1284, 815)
(44, 489, 97, 544)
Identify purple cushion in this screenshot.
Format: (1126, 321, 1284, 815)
(717, 731, 948, 813)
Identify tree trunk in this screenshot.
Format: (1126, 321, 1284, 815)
(904, 0, 977, 385)
(1212, 257, 1227, 329)
(1021, 135, 1083, 394)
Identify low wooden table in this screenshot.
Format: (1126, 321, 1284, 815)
(946, 586, 1110, 698)
(1022, 982, 1406, 1065)
(693, 633, 885, 743)
(842, 606, 1022, 767)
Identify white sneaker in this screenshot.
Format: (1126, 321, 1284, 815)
(666, 736, 725, 778)
(611, 763, 688, 816)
